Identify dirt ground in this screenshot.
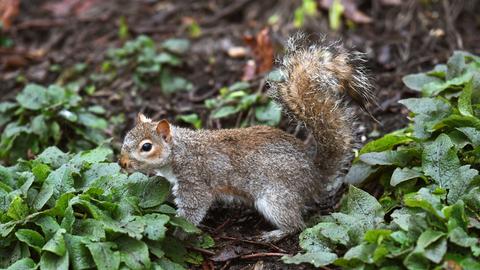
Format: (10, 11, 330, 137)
(1, 0, 480, 269)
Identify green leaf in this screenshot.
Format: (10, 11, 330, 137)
(402, 73, 443, 91)
(127, 176, 170, 208)
(72, 147, 112, 165)
(64, 234, 95, 270)
(359, 133, 413, 155)
(449, 227, 478, 248)
(6, 196, 29, 221)
(390, 167, 423, 186)
(458, 79, 474, 116)
(282, 251, 337, 267)
(341, 185, 384, 218)
(211, 106, 239, 119)
(255, 101, 281, 126)
(3, 258, 36, 270)
(404, 188, 444, 219)
(360, 149, 418, 166)
(86, 242, 120, 270)
(142, 213, 169, 240)
(31, 115, 48, 138)
(447, 164, 478, 203)
(457, 127, 480, 146)
(35, 147, 69, 169)
(117, 237, 151, 270)
(16, 84, 48, 110)
(169, 217, 201, 234)
(39, 251, 69, 270)
(35, 216, 60, 239)
(176, 114, 202, 129)
(160, 72, 193, 94)
(343, 243, 376, 263)
(34, 164, 75, 210)
(399, 98, 452, 139)
(422, 134, 458, 188)
(42, 228, 66, 256)
(78, 113, 107, 129)
(345, 161, 378, 185)
(161, 39, 190, 55)
(423, 237, 447, 263)
(15, 229, 45, 252)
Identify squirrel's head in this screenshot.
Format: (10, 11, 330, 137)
(119, 113, 173, 173)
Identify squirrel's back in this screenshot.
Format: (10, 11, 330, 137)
(269, 35, 375, 187)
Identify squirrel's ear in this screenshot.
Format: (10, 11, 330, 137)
(156, 120, 172, 142)
(136, 113, 150, 124)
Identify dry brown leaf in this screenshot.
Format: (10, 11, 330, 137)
(244, 28, 274, 74)
(0, 0, 20, 30)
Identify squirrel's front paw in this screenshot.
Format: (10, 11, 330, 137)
(256, 229, 290, 243)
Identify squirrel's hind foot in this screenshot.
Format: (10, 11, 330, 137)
(255, 229, 290, 243)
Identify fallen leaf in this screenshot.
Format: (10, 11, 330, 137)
(0, 0, 20, 30)
(244, 28, 274, 74)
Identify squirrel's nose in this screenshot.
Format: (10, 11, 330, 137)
(119, 155, 131, 169)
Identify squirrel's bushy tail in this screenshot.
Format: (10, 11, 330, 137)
(269, 35, 375, 190)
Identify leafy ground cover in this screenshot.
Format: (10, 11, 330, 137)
(0, 146, 214, 270)
(284, 51, 480, 269)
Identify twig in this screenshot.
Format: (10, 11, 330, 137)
(240, 252, 288, 260)
(219, 236, 287, 253)
(219, 261, 231, 270)
(188, 246, 216, 256)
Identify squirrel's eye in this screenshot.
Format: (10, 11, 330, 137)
(141, 143, 152, 152)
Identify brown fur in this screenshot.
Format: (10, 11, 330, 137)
(120, 36, 374, 242)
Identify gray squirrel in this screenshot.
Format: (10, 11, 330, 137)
(119, 36, 374, 242)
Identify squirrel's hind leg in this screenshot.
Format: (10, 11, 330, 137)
(254, 192, 305, 242)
